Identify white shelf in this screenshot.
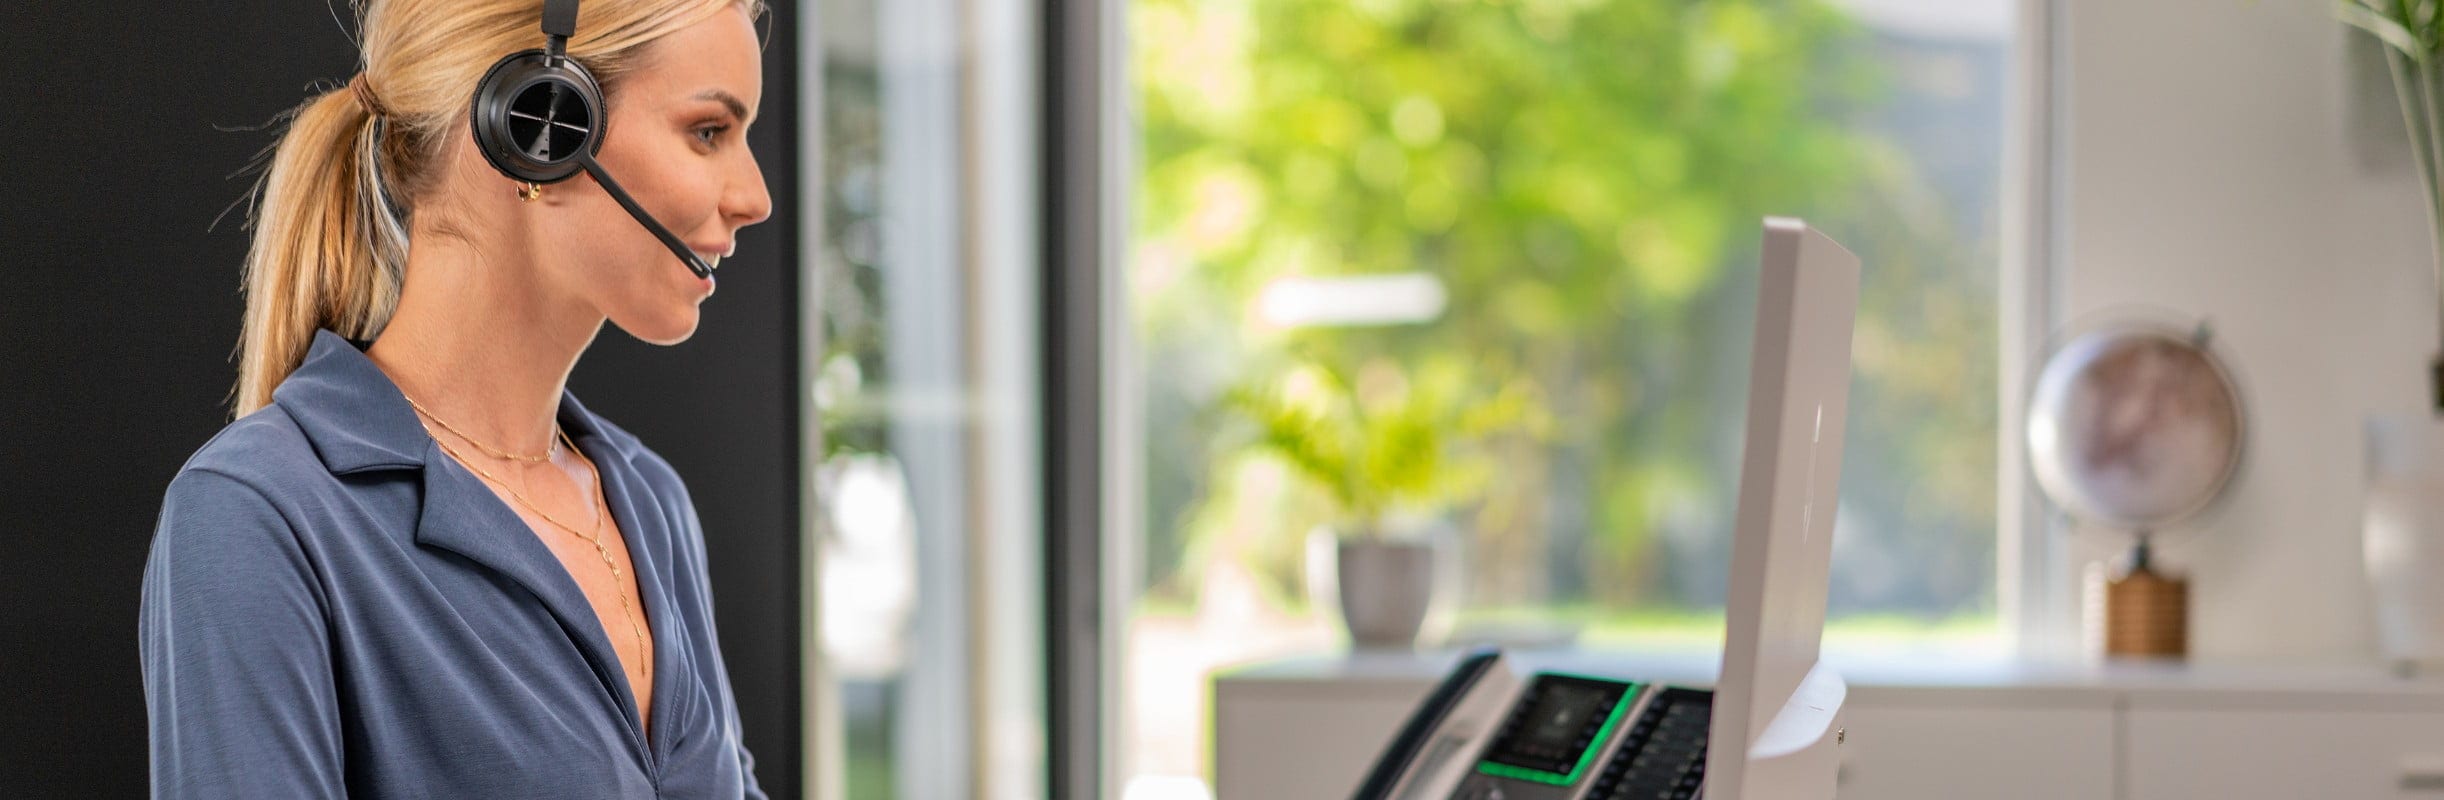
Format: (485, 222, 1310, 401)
(1227, 648, 2444, 698)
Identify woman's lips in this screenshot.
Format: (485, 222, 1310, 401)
(689, 241, 729, 293)
(690, 241, 735, 267)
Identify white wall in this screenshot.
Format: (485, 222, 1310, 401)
(2061, 0, 2438, 658)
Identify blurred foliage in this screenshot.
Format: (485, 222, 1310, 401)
(1132, 0, 2000, 620)
(1222, 352, 1552, 538)
(815, 55, 890, 461)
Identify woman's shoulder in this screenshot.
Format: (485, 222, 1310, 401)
(159, 404, 343, 525)
(147, 406, 339, 588)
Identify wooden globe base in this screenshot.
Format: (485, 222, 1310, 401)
(2105, 562, 2189, 658)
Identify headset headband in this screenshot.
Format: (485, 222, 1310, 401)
(542, 0, 580, 55)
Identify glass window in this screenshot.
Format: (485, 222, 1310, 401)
(809, 0, 1044, 796)
(1121, 0, 2017, 795)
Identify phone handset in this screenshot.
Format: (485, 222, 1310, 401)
(1349, 648, 1505, 800)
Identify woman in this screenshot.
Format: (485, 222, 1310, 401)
(138, 0, 773, 796)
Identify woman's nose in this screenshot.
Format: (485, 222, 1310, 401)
(727, 152, 773, 228)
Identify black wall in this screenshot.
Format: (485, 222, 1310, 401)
(0, 3, 802, 796)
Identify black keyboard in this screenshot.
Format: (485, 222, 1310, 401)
(1582, 687, 1711, 800)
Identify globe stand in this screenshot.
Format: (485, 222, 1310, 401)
(2102, 533, 2189, 659)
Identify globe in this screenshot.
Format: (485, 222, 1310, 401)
(2027, 323, 2245, 531)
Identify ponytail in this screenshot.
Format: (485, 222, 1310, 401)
(231, 81, 407, 418)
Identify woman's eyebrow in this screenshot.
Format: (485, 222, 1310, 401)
(693, 89, 750, 123)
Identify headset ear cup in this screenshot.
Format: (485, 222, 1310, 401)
(468, 50, 606, 184)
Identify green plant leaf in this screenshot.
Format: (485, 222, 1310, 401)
(1223, 381, 1360, 514)
(2341, 1, 2429, 60)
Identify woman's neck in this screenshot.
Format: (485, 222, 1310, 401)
(367, 229, 602, 457)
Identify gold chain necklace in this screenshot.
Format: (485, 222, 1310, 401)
(400, 392, 559, 463)
(427, 428, 652, 685)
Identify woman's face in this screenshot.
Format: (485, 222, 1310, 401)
(550, 4, 770, 345)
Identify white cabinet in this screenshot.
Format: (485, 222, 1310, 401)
(1836, 704, 2116, 800)
(1212, 674, 1427, 800)
(2125, 709, 2444, 799)
(1211, 652, 2444, 800)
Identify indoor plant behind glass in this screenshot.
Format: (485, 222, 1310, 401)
(1227, 356, 1545, 649)
(2339, 0, 2444, 670)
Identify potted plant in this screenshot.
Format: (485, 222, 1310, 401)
(1225, 355, 1545, 648)
(2339, 1, 2444, 670)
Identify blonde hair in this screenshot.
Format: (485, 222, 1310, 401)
(232, 0, 764, 416)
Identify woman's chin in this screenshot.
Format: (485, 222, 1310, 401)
(610, 307, 701, 346)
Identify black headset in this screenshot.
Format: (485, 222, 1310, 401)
(468, 0, 716, 279)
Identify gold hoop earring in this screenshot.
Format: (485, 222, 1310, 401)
(517, 182, 544, 203)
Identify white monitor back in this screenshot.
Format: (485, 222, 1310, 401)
(1703, 218, 1860, 800)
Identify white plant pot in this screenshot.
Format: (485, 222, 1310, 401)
(2365, 413, 2444, 670)
(1307, 526, 1449, 650)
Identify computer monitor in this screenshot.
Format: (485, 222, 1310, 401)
(1347, 217, 1862, 800)
(1703, 217, 1860, 800)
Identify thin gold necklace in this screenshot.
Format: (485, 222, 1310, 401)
(428, 428, 652, 685)
(401, 392, 559, 463)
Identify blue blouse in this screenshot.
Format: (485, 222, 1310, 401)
(140, 330, 767, 799)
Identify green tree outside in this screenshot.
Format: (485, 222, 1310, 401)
(1133, 0, 2001, 635)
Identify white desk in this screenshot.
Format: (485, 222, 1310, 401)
(1212, 649, 2444, 799)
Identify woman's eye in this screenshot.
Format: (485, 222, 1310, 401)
(693, 125, 729, 147)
